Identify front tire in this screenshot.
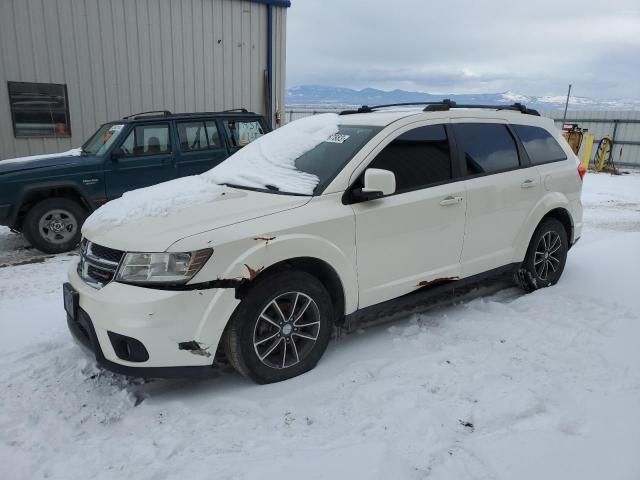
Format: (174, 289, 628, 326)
(22, 198, 87, 254)
(516, 218, 568, 292)
(223, 271, 334, 384)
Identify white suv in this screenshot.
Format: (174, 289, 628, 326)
(64, 101, 584, 383)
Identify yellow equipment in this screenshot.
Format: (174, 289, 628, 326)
(577, 133, 594, 170)
(593, 137, 613, 172)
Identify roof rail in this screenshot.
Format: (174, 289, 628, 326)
(123, 110, 172, 119)
(340, 100, 540, 116)
(222, 108, 249, 113)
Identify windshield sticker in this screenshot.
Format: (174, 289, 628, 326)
(325, 133, 350, 144)
(108, 124, 124, 133)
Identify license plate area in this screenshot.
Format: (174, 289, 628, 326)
(63, 283, 79, 319)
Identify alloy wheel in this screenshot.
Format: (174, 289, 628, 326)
(253, 291, 321, 369)
(38, 209, 78, 244)
(534, 230, 562, 281)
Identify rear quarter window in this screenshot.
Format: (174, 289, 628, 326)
(512, 124, 568, 165)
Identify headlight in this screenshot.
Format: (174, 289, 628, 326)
(116, 249, 212, 285)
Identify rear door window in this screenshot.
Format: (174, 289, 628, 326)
(119, 123, 172, 156)
(453, 123, 520, 175)
(367, 124, 453, 193)
(224, 120, 264, 148)
(512, 124, 567, 165)
(177, 121, 223, 151)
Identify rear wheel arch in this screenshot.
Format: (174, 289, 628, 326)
(541, 207, 573, 245)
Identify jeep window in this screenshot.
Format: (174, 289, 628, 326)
(82, 123, 125, 155)
(224, 120, 264, 148)
(454, 123, 520, 175)
(7, 81, 71, 138)
(367, 124, 452, 193)
(177, 121, 222, 151)
(512, 124, 567, 165)
(119, 124, 172, 156)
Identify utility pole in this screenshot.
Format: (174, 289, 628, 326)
(562, 84, 572, 125)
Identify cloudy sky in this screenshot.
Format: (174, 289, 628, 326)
(286, 0, 640, 99)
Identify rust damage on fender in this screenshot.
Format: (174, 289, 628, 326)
(244, 263, 264, 280)
(178, 340, 212, 357)
(144, 264, 265, 290)
(253, 236, 275, 244)
(416, 277, 459, 289)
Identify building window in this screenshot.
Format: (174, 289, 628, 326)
(7, 81, 71, 138)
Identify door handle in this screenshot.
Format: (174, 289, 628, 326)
(439, 196, 463, 206)
(521, 179, 538, 188)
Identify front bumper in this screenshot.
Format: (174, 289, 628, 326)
(66, 261, 241, 377)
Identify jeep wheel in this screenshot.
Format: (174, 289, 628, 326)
(516, 218, 568, 292)
(23, 198, 87, 254)
(223, 271, 334, 384)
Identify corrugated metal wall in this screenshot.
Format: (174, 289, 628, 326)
(541, 110, 640, 167)
(0, 0, 287, 160)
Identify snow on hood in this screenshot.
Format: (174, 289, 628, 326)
(0, 148, 82, 165)
(84, 113, 340, 229)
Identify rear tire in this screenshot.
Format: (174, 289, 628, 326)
(516, 218, 568, 292)
(223, 271, 334, 384)
(23, 198, 87, 254)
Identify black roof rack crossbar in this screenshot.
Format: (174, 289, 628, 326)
(424, 101, 540, 116)
(340, 101, 447, 115)
(123, 110, 172, 119)
(222, 108, 249, 113)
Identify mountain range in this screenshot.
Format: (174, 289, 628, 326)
(286, 85, 640, 111)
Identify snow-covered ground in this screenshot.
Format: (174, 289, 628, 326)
(1, 172, 640, 480)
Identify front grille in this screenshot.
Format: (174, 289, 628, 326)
(78, 239, 124, 289)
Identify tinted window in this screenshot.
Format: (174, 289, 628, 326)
(454, 123, 520, 175)
(512, 124, 567, 165)
(119, 124, 171, 156)
(368, 124, 452, 192)
(177, 121, 221, 151)
(8, 81, 71, 137)
(224, 120, 264, 148)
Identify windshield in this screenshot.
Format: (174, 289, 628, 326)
(293, 125, 381, 193)
(204, 114, 379, 195)
(82, 123, 125, 155)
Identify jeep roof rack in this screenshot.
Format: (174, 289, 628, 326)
(122, 108, 257, 120)
(123, 110, 172, 119)
(340, 100, 540, 116)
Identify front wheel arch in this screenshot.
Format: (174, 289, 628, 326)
(236, 256, 346, 326)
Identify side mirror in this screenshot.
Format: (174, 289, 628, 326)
(353, 168, 396, 201)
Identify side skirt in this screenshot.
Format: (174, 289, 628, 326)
(342, 263, 520, 332)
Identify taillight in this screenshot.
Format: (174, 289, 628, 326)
(577, 163, 586, 181)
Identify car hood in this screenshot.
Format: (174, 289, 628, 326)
(82, 187, 311, 252)
(0, 153, 85, 175)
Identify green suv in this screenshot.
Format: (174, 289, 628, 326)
(0, 110, 269, 253)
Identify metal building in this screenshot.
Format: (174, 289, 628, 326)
(0, 0, 289, 161)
